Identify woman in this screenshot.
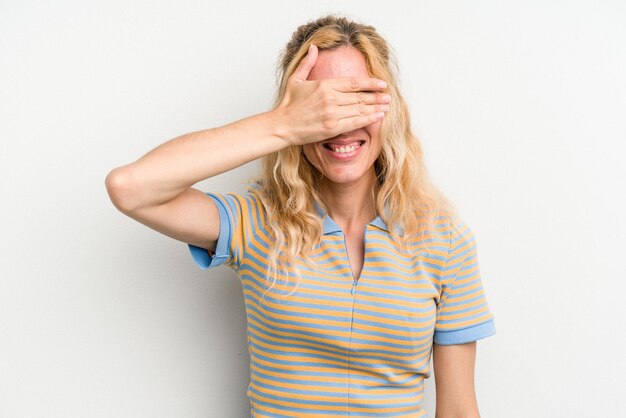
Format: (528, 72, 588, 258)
(106, 15, 496, 418)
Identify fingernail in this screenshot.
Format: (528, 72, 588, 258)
(378, 81, 387, 89)
(382, 95, 391, 103)
(381, 105, 390, 112)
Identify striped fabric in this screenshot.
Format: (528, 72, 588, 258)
(188, 187, 495, 417)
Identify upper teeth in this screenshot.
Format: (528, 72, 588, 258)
(332, 144, 359, 153)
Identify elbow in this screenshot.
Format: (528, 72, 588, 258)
(105, 166, 139, 214)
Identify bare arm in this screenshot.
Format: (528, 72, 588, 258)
(104, 111, 291, 252)
(432, 342, 481, 418)
(105, 45, 390, 252)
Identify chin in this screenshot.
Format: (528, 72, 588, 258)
(321, 167, 374, 185)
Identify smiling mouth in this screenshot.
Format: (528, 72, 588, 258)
(323, 141, 365, 154)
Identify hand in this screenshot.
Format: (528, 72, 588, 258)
(276, 44, 390, 146)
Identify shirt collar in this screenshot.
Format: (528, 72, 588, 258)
(314, 200, 389, 234)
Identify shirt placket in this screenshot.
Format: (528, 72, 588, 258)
(343, 225, 369, 416)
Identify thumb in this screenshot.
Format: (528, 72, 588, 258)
(291, 44, 318, 82)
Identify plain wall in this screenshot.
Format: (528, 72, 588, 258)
(1, 1, 625, 417)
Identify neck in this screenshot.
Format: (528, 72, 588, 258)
(318, 170, 379, 231)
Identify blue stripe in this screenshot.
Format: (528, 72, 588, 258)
(186, 190, 495, 416)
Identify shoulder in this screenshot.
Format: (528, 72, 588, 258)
(416, 212, 476, 266)
(432, 210, 474, 245)
(222, 190, 264, 210)
(433, 213, 479, 274)
(208, 184, 267, 225)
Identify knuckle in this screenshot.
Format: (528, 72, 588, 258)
(322, 92, 335, 106)
(322, 118, 336, 131)
(350, 77, 359, 91)
(321, 108, 333, 120)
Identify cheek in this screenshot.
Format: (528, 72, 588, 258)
(302, 144, 315, 160)
(365, 121, 382, 149)
(365, 120, 381, 137)
(302, 145, 322, 169)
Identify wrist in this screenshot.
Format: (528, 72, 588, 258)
(267, 107, 298, 147)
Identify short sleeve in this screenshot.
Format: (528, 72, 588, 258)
(433, 217, 496, 345)
(187, 191, 262, 273)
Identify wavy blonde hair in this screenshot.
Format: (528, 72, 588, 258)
(248, 14, 458, 299)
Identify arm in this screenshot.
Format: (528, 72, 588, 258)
(432, 342, 481, 418)
(104, 45, 389, 252)
(104, 111, 291, 252)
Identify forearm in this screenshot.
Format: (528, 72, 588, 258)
(106, 44, 389, 213)
(106, 109, 290, 212)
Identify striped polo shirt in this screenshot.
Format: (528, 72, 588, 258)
(187, 186, 496, 417)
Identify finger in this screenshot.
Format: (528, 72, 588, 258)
(335, 111, 386, 134)
(328, 76, 387, 93)
(335, 103, 390, 120)
(335, 91, 391, 106)
(291, 44, 318, 82)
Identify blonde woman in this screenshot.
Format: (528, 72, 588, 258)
(106, 15, 496, 418)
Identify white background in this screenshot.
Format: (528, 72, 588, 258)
(1, 1, 625, 417)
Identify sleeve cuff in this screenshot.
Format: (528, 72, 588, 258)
(433, 318, 496, 345)
(187, 194, 231, 270)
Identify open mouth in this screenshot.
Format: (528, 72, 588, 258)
(323, 141, 365, 154)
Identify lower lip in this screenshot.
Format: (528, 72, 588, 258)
(323, 142, 365, 161)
